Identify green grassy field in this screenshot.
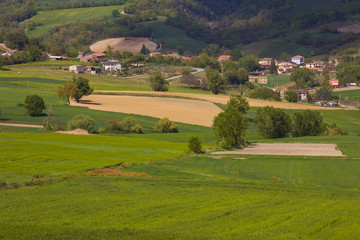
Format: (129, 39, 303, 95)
(25, 5, 125, 38)
(332, 89, 360, 101)
(266, 75, 292, 87)
(143, 17, 208, 52)
(1, 67, 360, 239)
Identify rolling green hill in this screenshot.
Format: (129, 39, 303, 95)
(25, 5, 125, 38)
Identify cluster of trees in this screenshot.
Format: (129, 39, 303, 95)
(254, 107, 347, 139)
(57, 76, 93, 105)
(102, 116, 144, 134)
(212, 96, 347, 150)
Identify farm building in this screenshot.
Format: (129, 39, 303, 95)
(329, 79, 339, 88)
(297, 89, 308, 102)
(69, 65, 85, 74)
(249, 76, 268, 84)
(103, 60, 122, 72)
(50, 56, 67, 61)
(86, 66, 102, 75)
(291, 55, 304, 65)
(217, 55, 233, 62)
(93, 53, 107, 60)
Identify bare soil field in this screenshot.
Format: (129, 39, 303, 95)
(56, 128, 89, 135)
(95, 91, 341, 110)
(71, 95, 222, 127)
(0, 123, 43, 128)
(212, 143, 344, 156)
(90, 38, 157, 54)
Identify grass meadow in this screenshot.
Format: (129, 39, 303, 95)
(143, 17, 208, 52)
(1, 68, 360, 239)
(332, 89, 360, 101)
(25, 5, 125, 38)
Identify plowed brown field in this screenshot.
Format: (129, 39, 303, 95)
(90, 38, 157, 54)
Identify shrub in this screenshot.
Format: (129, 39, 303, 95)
(284, 90, 298, 103)
(24, 94, 46, 116)
(249, 87, 281, 101)
(149, 70, 169, 91)
(188, 136, 202, 153)
(154, 118, 179, 133)
(67, 114, 95, 132)
(254, 106, 292, 139)
(121, 117, 143, 134)
(323, 123, 348, 136)
(293, 110, 325, 137)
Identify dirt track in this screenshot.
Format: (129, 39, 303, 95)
(72, 95, 222, 127)
(212, 143, 344, 156)
(90, 38, 157, 54)
(0, 123, 43, 128)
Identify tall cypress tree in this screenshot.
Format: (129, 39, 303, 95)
(269, 59, 277, 75)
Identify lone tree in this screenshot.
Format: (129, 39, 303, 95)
(180, 68, 199, 88)
(227, 94, 249, 114)
(254, 106, 292, 139)
(206, 67, 226, 95)
(24, 94, 46, 116)
(213, 107, 249, 149)
(149, 71, 169, 91)
(72, 76, 93, 102)
(293, 110, 325, 137)
(57, 82, 78, 105)
(290, 68, 315, 88)
(188, 136, 202, 153)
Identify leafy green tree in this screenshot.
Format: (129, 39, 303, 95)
(149, 71, 169, 91)
(206, 68, 226, 94)
(227, 95, 249, 114)
(24, 94, 46, 116)
(249, 87, 281, 101)
(188, 136, 202, 153)
(0, 56, 8, 69)
(5, 29, 29, 50)
(269, 59, 277, 74)
(140, 44, 150, 55)
(284, 90, 298, 103)
(67, 114, 95, 132)
(213, 107, 249, 149)
(154, 118, 179, 133)
(315, 88, 332, 101)
(293, 110, 325, 137)
(57, 82, 78, 105)
(290, 68, 315, 88)
(176, 45, 184, 55)
(238, 55, 259, 72)
(112, 10, 121, 18)
(230, 49, 243, 61)
(72, 76, 93, 102)
(254, 106, 292, 139)
(336, 61, 360, 86)
(121, 117, 143, 134)
(28, 46, 42, 61)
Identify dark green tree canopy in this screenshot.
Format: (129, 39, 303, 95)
(206, 68, 226, 94)
(227, 95, 249, 114)
(72, 76, 93, 102)
(254, 106, 292, 139)
(285, 90, 298, 103)
(149, 71, 169, 91)
(293, 110, 325, 137)
(24, 94, 46, 116)
(290, 68, 315, 88)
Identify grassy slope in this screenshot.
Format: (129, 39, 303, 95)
(0, 175, 360, 239)
(143, 17, 208, 52)
(25, 5, 125, 38)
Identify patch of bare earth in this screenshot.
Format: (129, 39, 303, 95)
(56, 128, 89, 135)
(71, 95, 222, 127)
(90, 38, 157, 54)
(94, 91, 342, 110)
(212, 143, 344, 156)
(0, 123, 43, 128)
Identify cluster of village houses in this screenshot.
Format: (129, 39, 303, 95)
(46, 51, 358, 103)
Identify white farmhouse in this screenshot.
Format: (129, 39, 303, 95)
(103, 60, 122, 72)
(69, 65, 85, 74)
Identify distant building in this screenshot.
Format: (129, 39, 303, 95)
(217, 55, 233, 62)
(93, 53, 107, 60)
(103, 60, 122, 72)
(85, 66, 102, 75)
(297, 89, 308, 102)
(69, 65, 85, 74)
(50, 56, 67, 61)
(291, 55, 304, 65)
(249, 76, 268, 84)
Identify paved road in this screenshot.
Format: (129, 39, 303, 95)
(166, 68, 204, 81)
